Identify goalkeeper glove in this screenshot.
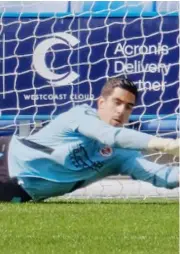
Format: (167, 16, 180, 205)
(148, 137, 180, 157)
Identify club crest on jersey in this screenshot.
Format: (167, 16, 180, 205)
(99, 146, 113, 157)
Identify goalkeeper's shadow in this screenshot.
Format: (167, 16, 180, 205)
(33, 199, 179, 205)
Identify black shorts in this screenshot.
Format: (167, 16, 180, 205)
(0, 136, 31, 202)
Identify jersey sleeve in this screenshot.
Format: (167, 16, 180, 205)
(73, 104, 153, 151)
(118, 150, 179, 189)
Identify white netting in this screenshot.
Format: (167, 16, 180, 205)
(0, 1, 179, 198)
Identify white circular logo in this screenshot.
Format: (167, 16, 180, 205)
(33, 32, 79, 87)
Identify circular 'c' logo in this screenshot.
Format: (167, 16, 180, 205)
(33, 32, 79, 87)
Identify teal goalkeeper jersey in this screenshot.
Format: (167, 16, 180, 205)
(8, 104, 179, 200)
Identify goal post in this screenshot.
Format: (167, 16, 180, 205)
(0, 1, 179, 199)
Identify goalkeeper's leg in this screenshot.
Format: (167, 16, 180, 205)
(0, 136, 31, 202)
(0, 178, 31, 202)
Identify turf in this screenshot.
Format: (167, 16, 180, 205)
(0, 199, 178, 254)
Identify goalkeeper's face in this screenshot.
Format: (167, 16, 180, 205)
(98, 87, 135, 127)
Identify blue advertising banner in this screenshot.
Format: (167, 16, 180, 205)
(0, 16, 179, 120)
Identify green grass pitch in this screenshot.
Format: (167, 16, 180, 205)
(0, 199, 178, 254)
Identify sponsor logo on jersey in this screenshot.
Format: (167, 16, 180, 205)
(99, 146, 113, 157)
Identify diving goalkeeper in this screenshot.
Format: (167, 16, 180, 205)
(0, 77, 179, 202)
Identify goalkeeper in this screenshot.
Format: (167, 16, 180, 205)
(0, 77, 179, 202)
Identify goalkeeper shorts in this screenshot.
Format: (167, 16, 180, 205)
(0, 136, 31, 202)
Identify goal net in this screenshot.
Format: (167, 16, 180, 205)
(0, 1, 179, 199)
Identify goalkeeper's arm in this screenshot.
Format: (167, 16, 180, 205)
(118, 150, 179, 189)
(75, 106, 179, 157)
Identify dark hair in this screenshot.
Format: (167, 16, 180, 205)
(100, 76, 138, 101)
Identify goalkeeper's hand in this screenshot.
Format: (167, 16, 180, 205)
(148, 137, 180, 157)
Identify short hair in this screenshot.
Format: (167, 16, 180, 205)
(100, 76, 138, 101)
